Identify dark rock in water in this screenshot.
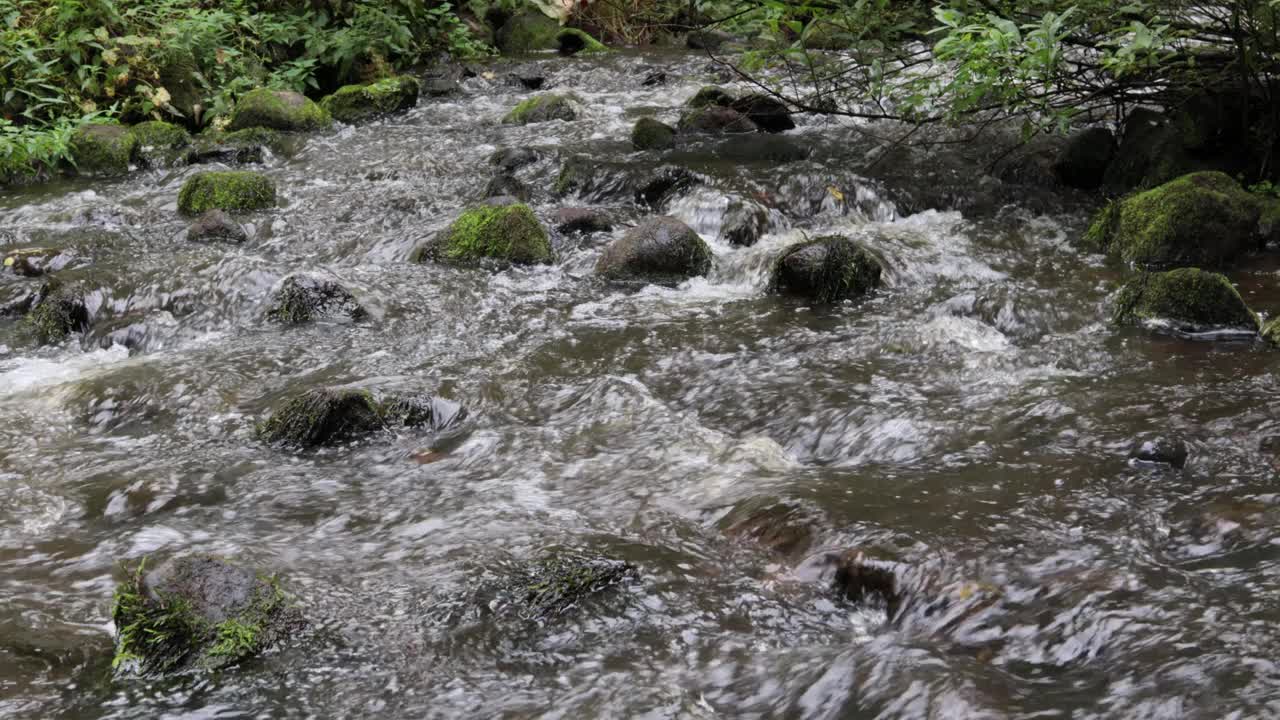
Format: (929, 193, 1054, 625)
(793, 549, 904, 617)
(23, 279, 91, 344)
(489, 147, 539, 172)
(187, 209, 247, 244)
(635, 166, 698, 208)
(495, 9, 560, 54)
(266, 275, 366, 325)
(3, 248, 74, 277)
(320, 76, 420, 124)
(632, 117, 676, 151)
(717, 134, 809, 164)
(556, 28, 607, 56)
(111, 555, 301, 675)
(129, 121, 192, 168)
(503, 94, 577, 124)
(730, 94, 795, 133)
(720, 497, 820, 560)
(257, 388, 385, 447)
(1103, 108, 1199, 193)
(641, 70, 668, 87)
(1113, 268, 1258, 333)
(769, 236, 882, 303)
(679, 105, 757, 134)
(69, 124, 136, 177)
(1053, 127, 1115, 189)
(90, 315, 154, 352)
(381, 394, 467, 431)
(1083, 171, 1262, 268)
(687, 29, 734, 51)
(597, 216, 713, 285)
(514, 552, 637, 620)
(186, 132, 267, 166)
(686, 86, 735, 109)
(553, 155, 698, 208)
(412, 202, 552, 266)
(484, 173, 531, 201)
(1129, 436, 1189, 468)
(505, 66, 545, 91)
(228, 88, 331, 132)
(721, 201, 768, 247)
(552, 207, 613, 234)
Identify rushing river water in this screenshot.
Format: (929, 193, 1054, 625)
(3, 48, 1280, 719)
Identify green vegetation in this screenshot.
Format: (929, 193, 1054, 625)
(1113, 268, 1259, 331)
(177, 171, 276, 215)
(502, 94, 577, 124)
(417, 203, 552, 266)
(320, 76, 420, 124)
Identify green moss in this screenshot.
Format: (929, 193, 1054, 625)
(320, 76, 419, 124)
(221, 127, 287, 152)
(177, 171, 276, 215)
(256, 388, 385, 447)
(768, 236, 882, 303)
(69, 124, 136, 177)
(556, 28, 608, 54)
(228, 88, 332, 132)
(1262, 316, 1280, 345)
(1113, 268, 1259, 331)
(519, 553, 636, 620)
(419, 203, 552, 266)
(1082, 198, 1121, 253)
(129, 121, 190, 150)
(503, 94, 577, 124)
(687, 86, 735, 109)
(631, 117, 675, 151)
(22, 280, 90, 345)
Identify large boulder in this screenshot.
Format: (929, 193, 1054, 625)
(495, 9, 561, 54)
(228, 88, 331, 132)
(1113, 268, 1258, 333)
(129, 121, 192, 167)
(412, 202, 552, 266)
(730, 94, 795, 133)
(632, 117, 676, 151)
(768, 236, 882, 303)
(1084, 171, 1262, 268)
(111, 555, 300, 675)
(596, 216, 713, 285)
(70, 124, 136, 177)
(320, 76, 419, 124)
(678, 105, 757, 133)
(1053, 127, 1115, 189)
(178, 171, 276, 215)
(266, 275, 366, 324)
(1102, 108, 1199, 193)
(503, 94, 577, 124)
(256, 388, 385, 447)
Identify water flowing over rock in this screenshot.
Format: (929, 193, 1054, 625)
(596, 216, 713, 285)
(768, 236, 883, 303)
(320, 76, 420, 124)
(266, 275, 366, 324)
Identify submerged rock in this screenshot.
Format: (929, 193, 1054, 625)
(632, 117, 676, 151)
(730, 94, 795, 133)
(186, 209, 247, 244)
(111, 555, 300, 675)
(380, 394, 466, 431)
(503, 94, 577, 124)
(1113, 268, 1258, 333)
(228, 88, 331, 132)
(769, 236, 882, 303)
(678, 105, 757, 134)
(720, 497, 820, 560)
(177, 171, 276, 215)
(686, 86, 734, 109)
(256, 388, 385, 447)
(1084, 172, 1262, 268)
(320, 76, 420, 124)
(793, 549, 905, 617)
(552, 207, 613, 234)
(22, 279, 91, 344)
(3, 248, 74, 277)
(413, 202, 552, 266)
(596, 216, 712, 285)
(557, 28, 607, 55)
(514, 552, 637, 620)
(1129, 436, 1189, 469)
(70, 124, 136, 177)
(1053, 127, 1115, 190)
(129, 121, 192, 167)
(266, 275, 366, 324)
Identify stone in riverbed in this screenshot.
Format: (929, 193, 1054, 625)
(503, 94, 578, 124)
(22, 279, 92, 344)
(69, 124, 136, 177)
(768, 236, 882, 303)
(596, 216, 712, 285)
(678, 105, 757, 134)
(557, 28, 608, 56)
(186, 209, 248, 244)
(129, 121, 192, 167)
(686, 86, 734, 109)
(721, 201, 769, 247)
(320, 76, 420, 124)
(1112, 268, 1259, 333)
(256, 388, 384, 447)
(177, 171, 276, 215)
(730, 94, 795, 133)
(720, 496, 821, 560)
(513, 552, 637, 620)
(552, 207, 613, 234)
(228, 88, 331, 132)
(266, 275, 366, 325)
(632, 117, 676, 151)
(686, 29, 734, 51)
(412, 202, 552, 266)
(483, 173, 532, 201)
(111, 555, 300, 675)
(489, 147, 539, 172)
(794, 549, 905, 617)
(3, 248, 74, 277)
(495, 9, 560, 54)
(1128, 436, 1189, 469)
(1053, 127, 1115, 190)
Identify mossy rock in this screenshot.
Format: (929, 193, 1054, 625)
(556, 28, 608, 56)
(22, 279, 91, 344)
(177, 171, 276, 215)
(266, 275, 366, 324)
(129, 121, 192, 167)
(1262, 316, 1280, 346)
(730, 95, 795, 133)
(413, 202, 552, 266)
(187, 127, 289, 165)
(319, 76, 420, 124)
(256, 388, 385, 448)
(503, 94, 577, 124)
(228, 88, 331, 132)
(801, 20, 855, 50)
(632, 117, 676, 151)
(111, 555, 300, 676)
(515, 552, 637, 620)
(596, 216, 713, 285)
(495, 9, 561, 54)
(1083, 171, 1261, 268)
(1113, 268, 1258, 333)
(1102, 108, 1201, 193)
(69, 124, 136, 177)
(768, 236, 882, 303)
(678, 105, 757, 133)
(686, 86, 735, 109)
(155, 49, 204, 126)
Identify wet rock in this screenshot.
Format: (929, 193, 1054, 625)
(177, 171, 276, 215)
(412, 202, 552, 266)
(1102, 108, 1198, 193)
(381, 394, 467, 431)
(554, 155, 698, 208)
(641, 70, 668, 87)
(632, 117, 676, 151)
(678, 105, 757, 134)
(69, 124, 136, 177)
(552, 207, 613, 234)
(489, 147, 539, 172)
(505, 66, 545, 91)
(422, 74, 460, 97)
(730, 94, 795, 133)
(111, 555, 301, 675)
(513, 552, 637, 620)
(1053, 127, 1115, 190)
(769, 236, 882, 303)
(227, 88, 332, 132)
(266, 275, 366, 325)
(1084, 172, 1263, 268)
(794, 549, 904, 617)
(721, 201, 768, 247)
(320, 76, 419, 124)
(22, 279, 91, 344)
(686, 86, 735, 109)
(717, 134, 809, 164)
(186, 127, 288, 165)
(1262, 316, 1280, 346)
(720, 497, 820, 559)
(484, 173, 531, 201)
(129, 121, 192, 167)
(557, 28, 607, 56)
(503, 94, 577, 124)
(186, 209, 247, 244)
(256, 388, 385, 447)
(495, 9, 560, 54)
(1128, 436, 1189, 468)
(687, 29, 734, 51)
(597, 216, 712, 285)
(3, 248, 74, 278)
(1113, 268, 1259, 333)
(636, 166, 698, 208)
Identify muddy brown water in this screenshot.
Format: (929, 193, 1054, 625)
(2, 50, 1280, 719)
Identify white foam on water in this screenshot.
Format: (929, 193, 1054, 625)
(0, 344, 131, 398)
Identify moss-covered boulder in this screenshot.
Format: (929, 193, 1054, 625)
(1113, 268, 1259, 333)
(413, 202, 552, 266)
(503, 94, 577, 124)
(495, 9, 561, 54)
(730, 95, 795, 133)
(188, 127, 292, 166)
(69, 124, 136, 177)
(686, 86, 734, 109)
(228, 88, 331, 132)
(678, 105, 757, 134)
(768, 236, 882, 303)
(266, 275, 366, 324)
(22, 279, 91, 344)
(513, 552, 637, 620)
(557, 28, 607, 55)
(632, 117, 676, 151)
(129, 121, 191, 167)
(256, 388, 385, 447)
(155, 49, 204, 126)
(1052, 127, 1115, 190)
(111, 555, 300, 676)
(1084, 171, 1262, 268)
(1102, 108, 1199, 193)
(319, 76, 420, 124)
(177, 171, 276, 215)
(596, 216, 713, 285)
(186, 209, 248, 244)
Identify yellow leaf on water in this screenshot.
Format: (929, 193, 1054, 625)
(4, 257, 14, 267)
(827, 186, 844, 202)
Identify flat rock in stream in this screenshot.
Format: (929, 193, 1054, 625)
(596, 216, 712, 285)
(768, 236, 883, 303)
